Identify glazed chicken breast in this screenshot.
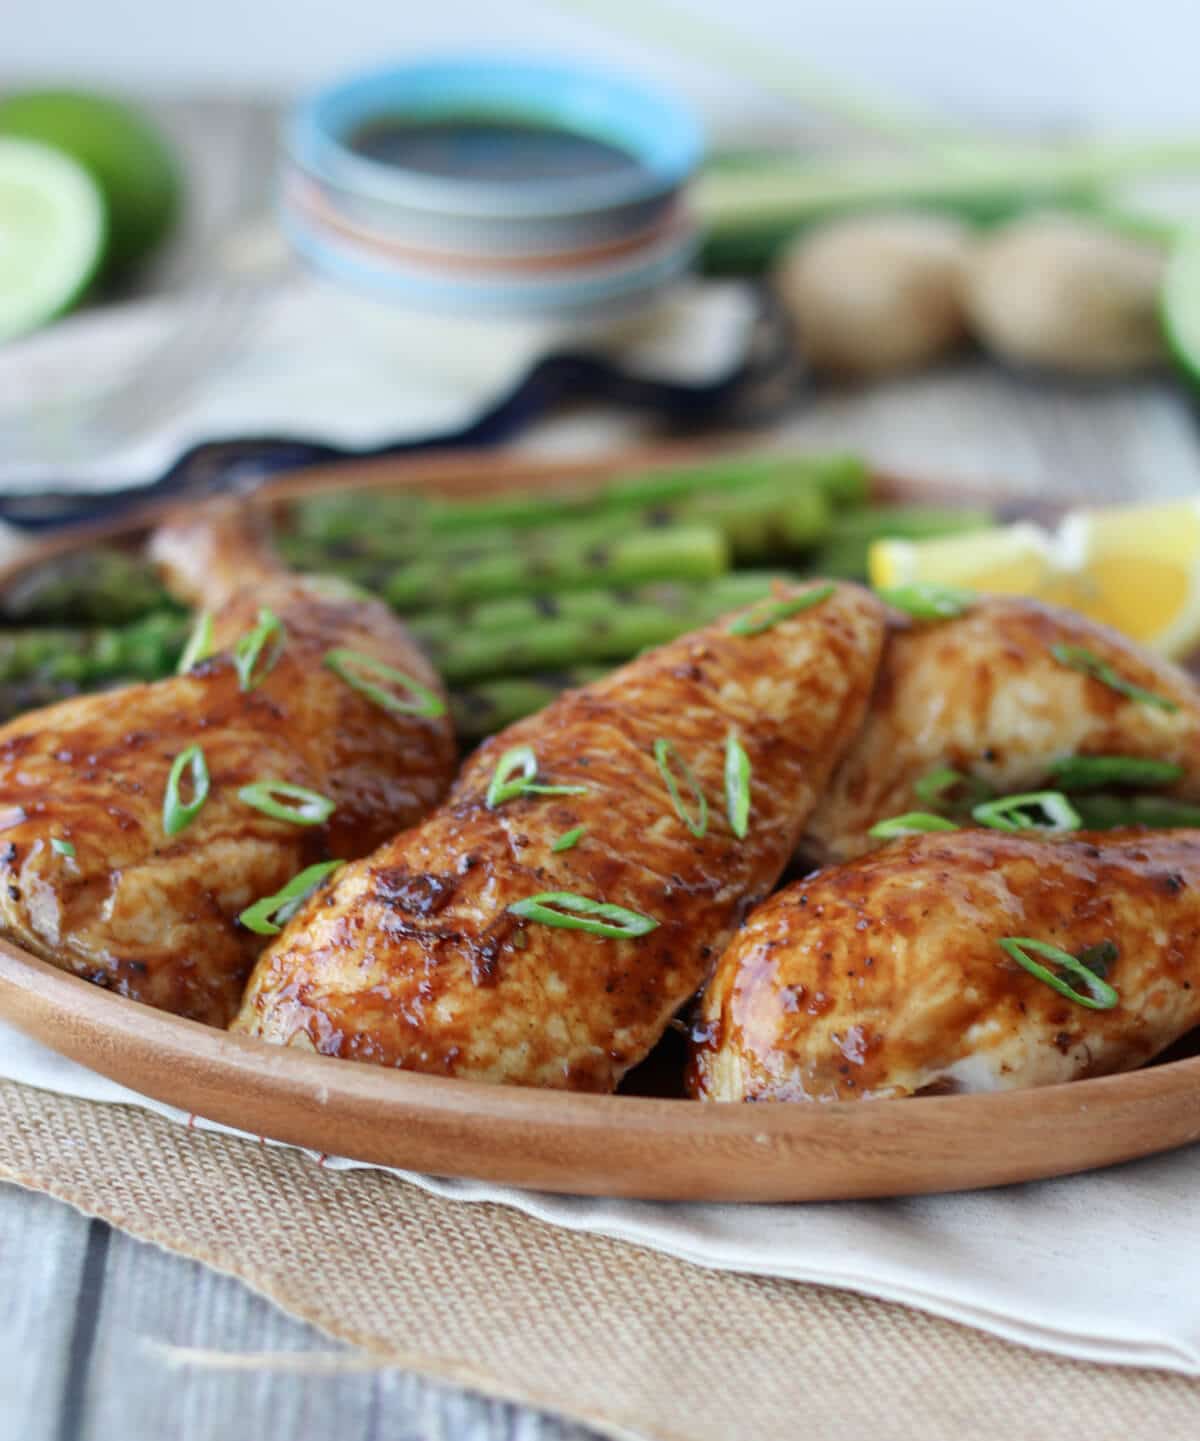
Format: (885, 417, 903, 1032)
(232, 581, 887, 1090)
(807, 596, 1200, 861)
(689, 829, 1200, 1102)
(0, 506, 455, 1026)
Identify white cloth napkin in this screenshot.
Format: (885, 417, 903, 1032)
(2, 282, 1199, 1378)
(4, 1018, 1200, 1375)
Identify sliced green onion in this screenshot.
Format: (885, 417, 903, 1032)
(234, 608, 285, 692)
(551, 826, 586, 853)
(484, 745, 587, 806)
(238, 780, 335, 826)
(487, 745, 537, 807)
(913, 766, 964, 804)
(972, 791, 1081, 833)
(163, 744, 210, 837)
(508, 891, 658, 939)
(727, 583, 835, 637)
(877, 582, 974, 620)
(176, 611, 214, 674)
(1048, 755, 1185, 791)
(239, 859, 345, 936)
(324, 648, 445, 717)
(725, 732, 751, 839)
(50, 837, 75, 858)
(869, 812, 960, 838)
(653, 737, 708, 838)
(997, 937, 1120, 1010)
(1050, 644, 1180, 712)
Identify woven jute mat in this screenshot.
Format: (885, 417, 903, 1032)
(3, 1077, 1200, 1441)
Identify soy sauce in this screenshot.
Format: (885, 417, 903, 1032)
(347, 117, 642, 185)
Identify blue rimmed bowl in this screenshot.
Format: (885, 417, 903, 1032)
(281, 55, 704, 318)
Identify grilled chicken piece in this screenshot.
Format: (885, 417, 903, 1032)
(690, 829, 1200, 1102)
(0, 506, 455, 1026)
(232, 582, 887, 1090)
(807, 595, 1200, 862)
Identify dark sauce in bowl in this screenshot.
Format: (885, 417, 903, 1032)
(347, 116, 645, 185)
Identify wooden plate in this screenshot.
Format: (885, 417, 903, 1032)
(2, 443, 1198, 1202)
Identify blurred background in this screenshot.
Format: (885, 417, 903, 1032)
(6, 0, 1200, 130)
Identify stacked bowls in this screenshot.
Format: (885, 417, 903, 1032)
(281, 56, 704, 319)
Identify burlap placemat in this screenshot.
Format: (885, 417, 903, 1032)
(3, 1077, 1199, 1441)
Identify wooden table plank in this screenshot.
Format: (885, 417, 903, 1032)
(78, 1225, 600, 1441)
(0, 1186, 97, 1441)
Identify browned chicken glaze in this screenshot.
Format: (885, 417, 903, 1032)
(232, 582, 887, 1090)
(0, 507, 455, 1026)
(807, 596, 1200, 861)
(689, 829, 1200, 1102)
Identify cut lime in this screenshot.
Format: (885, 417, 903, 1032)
(0, 90, 180, 276)
(0, 137, 106, 341)
(1163, 227, 1200, 389)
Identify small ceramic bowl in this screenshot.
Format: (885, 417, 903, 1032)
(281, 55, 704, 318)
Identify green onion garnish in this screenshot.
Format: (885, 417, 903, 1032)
(727, 583, 835, 637)
(163, 744, 210, 837)
(1048, 755, 1185, 791)
(177, 611, 214, 674)
(869, 812, 960, 838)
(653, 738, 708, 838)
(239, 859, 345, 936)
(551, 826, 585, 853)
(487, 745, 537, 806)
(484, 745, 587, 807)
(50, 837, 75, 858)
(972, 791, 1081, 833)
(238, 780, 336, 826)
(997, 937, 1120, 1010)
(913, 766, 964, 804)
(877, 583, 974, 620)
(508, 891, 658, 939)
(1050, 644, 1180, 712)
(324, 648, 445, 717)
(724, 732, 751, 838)
(234, 608, 285, 692)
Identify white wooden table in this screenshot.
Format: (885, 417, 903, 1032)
(3, 97, 1200, 1441)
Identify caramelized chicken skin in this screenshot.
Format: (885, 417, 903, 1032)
(232, 582, 887, 1090)
(0, 507, 455, 1025)
(690, 829, 1200, 1101)
(807, 596, 1200, 861)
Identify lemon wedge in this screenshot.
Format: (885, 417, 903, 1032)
(868, 499, 1200, 659)
(869, 522, 1059, 595)
(1057, 498, 1200, 657)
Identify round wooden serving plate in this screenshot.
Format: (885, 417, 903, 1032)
(2, 443, 1199, 1202)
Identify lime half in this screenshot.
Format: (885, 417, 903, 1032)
(0, 137, 105, 342)
(1162, 227, 1200, 389)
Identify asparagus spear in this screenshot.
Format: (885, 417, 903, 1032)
(0, 612, 187, 686)
(411, 573, 785, 682)
(0, 548, 176, 626)
(289, 451, 867, 550)
(384, 524, 729, 611)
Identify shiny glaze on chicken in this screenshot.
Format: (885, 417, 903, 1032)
(0, 507, 455, 1025)
(689, 829, 1200, 1101)
(232, 582, 887, 1090)
(807, 596, 1200, 861)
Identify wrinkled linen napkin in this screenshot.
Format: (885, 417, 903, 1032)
(3, 1018, 1199, 1375)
